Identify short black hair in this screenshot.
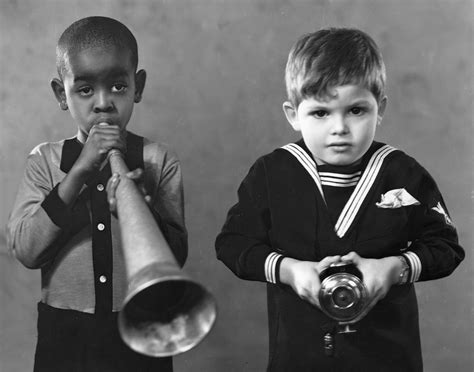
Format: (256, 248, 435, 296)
(56, 16, 138, 79)
(285, 28, 386, 106)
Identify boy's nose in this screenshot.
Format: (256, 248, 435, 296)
(330, 115, 349, 135)
(93, 91, 114, 112)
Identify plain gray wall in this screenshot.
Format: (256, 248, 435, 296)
(1, 1, 472, 371)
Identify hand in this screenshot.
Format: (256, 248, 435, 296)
(340, 251, 401, 322)
(280, 256, 342, 308)
(106, 168, 151, 216)
(75, 124, 126, 176)
(57, 125, 126, 205)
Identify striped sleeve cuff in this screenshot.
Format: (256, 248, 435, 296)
(264, 252, 285, 284)
(403, 251, 422, 282)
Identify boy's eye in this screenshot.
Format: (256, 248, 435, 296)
(312, 110, 328, 118)
(111, 84, 127, 93)
(78, 87, 93, 96)
(350, 107, 366, 115)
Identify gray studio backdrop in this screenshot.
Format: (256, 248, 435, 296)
(0, 1, 472, 371)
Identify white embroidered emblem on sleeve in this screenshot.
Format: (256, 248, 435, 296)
(432, 202, 455, 228)
(376, 188, 420, 209)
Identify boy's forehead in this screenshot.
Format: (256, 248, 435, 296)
(63, 45, 134, 78)
(304, 84, 376, 104)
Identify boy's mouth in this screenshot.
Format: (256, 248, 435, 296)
(328, 142, 352, 149)
(94, 117, 116, 126)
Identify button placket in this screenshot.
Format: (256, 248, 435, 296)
(90, 168, 113, 315)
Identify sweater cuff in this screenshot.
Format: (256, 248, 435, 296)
(402, 251, 422, 282)
(41, 184, 72, 229)
(264, 252, 285, 284)
(41, 184, 90, 232)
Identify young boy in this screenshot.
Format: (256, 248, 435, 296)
(215, 28, 464, 371)
(7, 16, 187, 371)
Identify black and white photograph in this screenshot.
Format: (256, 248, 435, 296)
(0, 1, 472, 371)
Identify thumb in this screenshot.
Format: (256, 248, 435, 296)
(126, 168, 144, 180)
(316, 255, 342, 273)
(341, 251, 361, 264)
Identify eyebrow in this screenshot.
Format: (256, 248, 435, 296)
(305, 98, 373, 111)
(348, 99, 372, 106)
(73, 68, 130, 83)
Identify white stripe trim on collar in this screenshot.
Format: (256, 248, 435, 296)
(282, 143, 396, 238)
(321, 180, 359, 187)
(320, 172, 361, 187)
(335, 145, 396, 237)
(319, 171, 362, 179)
(281, 143, 325, 202)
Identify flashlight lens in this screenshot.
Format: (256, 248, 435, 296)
(332, 286, 355, 308)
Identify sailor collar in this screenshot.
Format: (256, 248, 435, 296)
(281, 140, 397, 238)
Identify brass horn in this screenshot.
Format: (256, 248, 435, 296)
(108, 148, 217, 357)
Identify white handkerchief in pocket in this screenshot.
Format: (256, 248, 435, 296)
(376, 188, 420, 209)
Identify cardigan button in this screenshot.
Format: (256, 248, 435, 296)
(97, 184, 104, 191)
(97, 223, 105, 231)
(99, 275, 107, 283)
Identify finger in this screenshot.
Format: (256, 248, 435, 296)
(341, 251, 360, 263)
(107, 173, 120, 188)
(106, 173, 121, 196)
(301, 291, 321, 309)
(90, 124, 122, 139)
(316, 255, 342, 272)
(320, 255, 342, 265)
(307, 296, 321, 309)
(137, 181, 149, 202)
(310, 284, 323, 309)
(90, 124, 122, 137)
(106, 175, 119, 212)
(108, 198, 117, 212)
(126, 168, 143, 180)
(102, 137, 126, 151)
(87, 133, 123, 151)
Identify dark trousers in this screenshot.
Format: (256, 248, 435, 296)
(34, 302, 173, 372)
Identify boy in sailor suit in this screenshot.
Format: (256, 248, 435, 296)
(215, 28, 464, 372)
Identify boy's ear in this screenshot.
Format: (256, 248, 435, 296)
(134, 69, 147, 103)
(51, 78, 68, 110)
(282, 101, 300, 131)
(377, 96, 388, 125)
